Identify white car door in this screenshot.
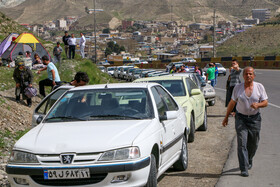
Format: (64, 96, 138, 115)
(151, 86, 180, 165)
(31, 87, 72, 127)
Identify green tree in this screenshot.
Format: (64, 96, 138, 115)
(120, 46, 126, 52)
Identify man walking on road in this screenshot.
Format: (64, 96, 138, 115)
(222, 67, 268, 177)
(206, 63, 215, 87)
(79, 32, 86, 58)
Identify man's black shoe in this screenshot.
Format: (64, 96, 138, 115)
(248, 164, 252, 170)
(241, 171, 249, 177)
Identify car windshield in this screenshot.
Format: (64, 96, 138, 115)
(107, 67, 114, 71)
(45, 88, 154, 122)
(148, 80, 186, 97)
(216, 63, 223, 67)
(134, 69, 144, 74)
(129, 68, 135, 73)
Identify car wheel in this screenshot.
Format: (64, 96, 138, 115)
(188, 115, 195, 143)
(173, 135, 188, 171)
(198, 107, 207, 131)
(145, 154, 157, 187)
(208, 100, 215, 106)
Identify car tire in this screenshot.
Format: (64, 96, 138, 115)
(173, 135, 188, 171)
(145, 154, 157, 187)
(208, 100, 215, 106)
(198, 107, 207, 131)
(188, 115, 195, 143)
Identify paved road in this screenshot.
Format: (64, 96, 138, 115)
(214, 69, 280, 186)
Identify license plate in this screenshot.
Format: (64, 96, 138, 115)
(44, 168, 90, 180)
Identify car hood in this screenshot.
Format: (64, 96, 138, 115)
(14, 120, 152, 154)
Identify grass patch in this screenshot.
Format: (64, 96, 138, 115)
(14, 129, 30, 140)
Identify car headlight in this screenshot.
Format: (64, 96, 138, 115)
(99, 147, 140, 161)
(9, 150, 39, 164)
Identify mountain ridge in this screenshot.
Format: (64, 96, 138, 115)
(1, 0, 280, 25)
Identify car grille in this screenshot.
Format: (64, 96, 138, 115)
(37, 153, 101, 165)
(30, 174, 107, 186)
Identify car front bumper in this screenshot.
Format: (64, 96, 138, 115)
(7, 156, 150, 187)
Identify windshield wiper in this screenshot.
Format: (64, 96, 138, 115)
(45, 116, 86, 122)
(89, 115, 142, 120)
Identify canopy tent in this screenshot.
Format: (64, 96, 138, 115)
(1, 33, 51, 62)
(0, 33, 19, 56)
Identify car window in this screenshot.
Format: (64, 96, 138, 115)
(45, 88, 154, 122)
(36, 88, 69, 115)
(185, 79, 198, 95)
(151, 87, 167, 116)
(148, 80, 186, 97)
(216, 63, 223, 67)
(156, 86, 178, 111)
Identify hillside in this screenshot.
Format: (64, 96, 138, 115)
(0, 11, 27, 41)
(1, 0, 280, 25)
(217, 16, 280, 57)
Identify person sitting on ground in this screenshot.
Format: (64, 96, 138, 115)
(37, 55, 61, 98)
(13, 58, 33, 107)
(32, 53, 44, 69)
(24, 51, 32, 69)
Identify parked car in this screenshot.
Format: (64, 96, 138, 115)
(134, 76, 207, 143)
(113, 66, 124, 78)
(106, 66, 116, 76)
(97, 61, 110, 66)
(97, 66, 105, 72)
(180, 57, 196, 63)
(203, 63, 226, 76)
(124, 68, 137, 81)
(119, 66, 134, 79)
(170, 73, 216, 106)
(165, 62, 184, 72)
(129, 69, 147, 81)
(7, 83, 189, 187)
(134, 60, 148, 64)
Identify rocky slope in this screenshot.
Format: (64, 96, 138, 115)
(1, 0, 280, 25)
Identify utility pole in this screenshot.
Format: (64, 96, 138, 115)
(87, 0, 103, 64)
(93, 0, 97, 64)
(213, 8, 217, 57)
(171, 5, 173, 23)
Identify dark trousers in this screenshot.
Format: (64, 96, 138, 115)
(235, 112, 261, 172)
(64, 45, 69, 58)
(69, 45, 75, 59)
(39, 79, 55, 97)
(15, 86, 31, 104)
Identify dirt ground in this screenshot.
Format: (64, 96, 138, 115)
(158, 98, 236, 187)
(0, 87, 236, 186)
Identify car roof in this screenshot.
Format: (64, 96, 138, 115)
(134, 75, 186, 82)
(69, 82, 160, 91)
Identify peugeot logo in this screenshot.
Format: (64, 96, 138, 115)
(60, 154, 74, 164)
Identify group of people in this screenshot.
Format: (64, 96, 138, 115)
(222, 60, 268, 177)
(62, 31, 86, 59)
(169, 64, 202, 75)
(13, 53, 89, 107)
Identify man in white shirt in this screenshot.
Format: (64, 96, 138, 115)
(222, 67, 268, 177)
(67, 34, 76, 59)
(79, 32, 86, 58)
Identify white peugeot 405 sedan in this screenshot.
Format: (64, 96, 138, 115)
(6, 83, 189, 187)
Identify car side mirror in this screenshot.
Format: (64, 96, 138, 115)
(191, 88, 201, 96)
(160, 111, 178, 121)
(36, 115, 44, 124)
